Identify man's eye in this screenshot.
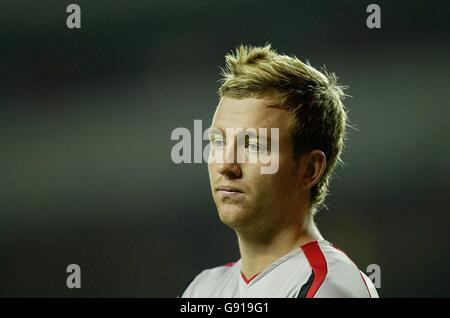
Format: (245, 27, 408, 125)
(212, 138, 226, 148)
(246, 141, 259, 152)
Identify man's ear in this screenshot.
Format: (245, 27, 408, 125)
(299, 150, 327, 190)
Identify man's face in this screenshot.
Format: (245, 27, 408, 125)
(208, 96, 303, 236)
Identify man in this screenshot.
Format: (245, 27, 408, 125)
(181, 44, 378, 298)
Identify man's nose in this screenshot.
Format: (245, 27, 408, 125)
(216, 139, 242, 178)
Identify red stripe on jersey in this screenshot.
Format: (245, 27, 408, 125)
(301, 241, 328, 298)
(224, 262, 235, 267)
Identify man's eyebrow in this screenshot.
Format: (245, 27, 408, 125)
(208, 127, 225, 136)
(239, 129, 272, 142)
(242, 129, 257, 139)
(208, 127, 272, 141)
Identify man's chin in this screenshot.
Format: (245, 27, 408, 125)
(218, 207, 247, 229)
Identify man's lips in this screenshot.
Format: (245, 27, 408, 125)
(215, 185, 244, 194)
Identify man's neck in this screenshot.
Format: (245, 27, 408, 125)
(237, 218, 323, 279)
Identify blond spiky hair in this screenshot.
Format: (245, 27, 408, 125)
(219, 43, 349, 214)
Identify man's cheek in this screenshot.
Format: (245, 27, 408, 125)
(207, 164, 215, 179)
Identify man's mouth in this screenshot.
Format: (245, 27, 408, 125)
(216, 185, 244, 196)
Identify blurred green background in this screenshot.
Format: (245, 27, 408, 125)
(0, 0, 449, 297)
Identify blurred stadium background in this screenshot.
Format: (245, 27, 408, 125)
(0, 0, 449, 297)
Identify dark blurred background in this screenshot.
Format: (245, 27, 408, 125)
(0, 0, 449, 297)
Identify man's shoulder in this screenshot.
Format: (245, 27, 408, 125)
(318, 241, 360, 269)
(313, 241, 379, 298)
(180, 262, 238, 298)
(301, 240, 359, 274)
(197, 262, 237, 281)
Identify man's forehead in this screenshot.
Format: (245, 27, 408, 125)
(211, 96, 290, 130)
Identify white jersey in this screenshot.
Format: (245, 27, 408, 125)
(181, 240, 379, 298)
